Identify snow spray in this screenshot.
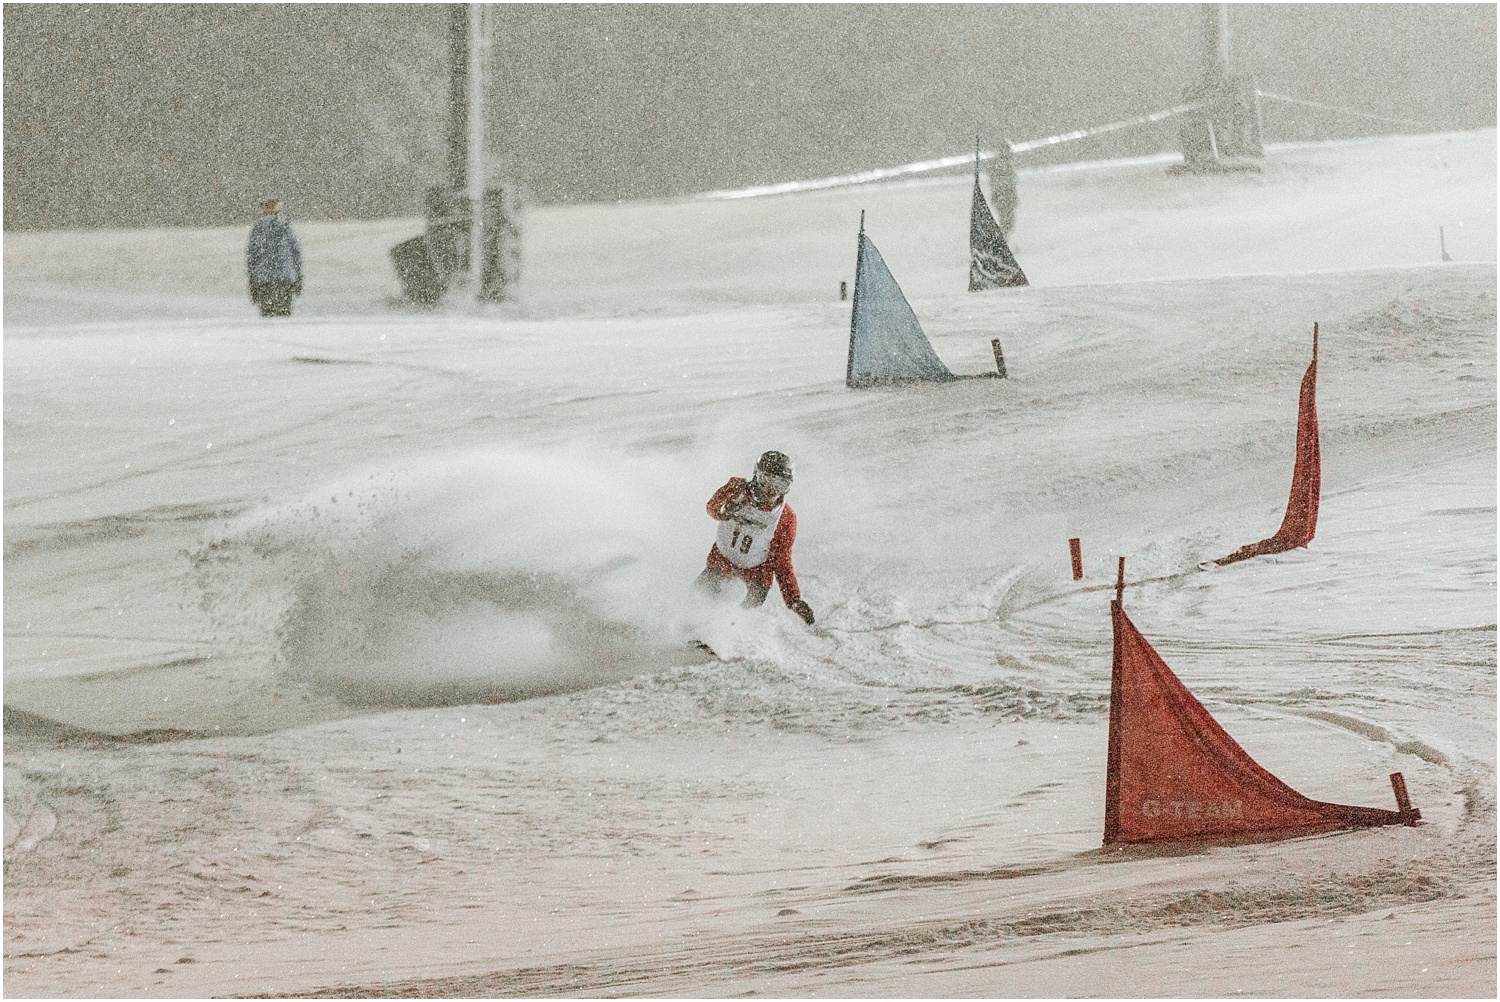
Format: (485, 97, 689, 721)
(199, 447, 710, 707)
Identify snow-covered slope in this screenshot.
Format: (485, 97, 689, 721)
(4, 130, 1494, 997)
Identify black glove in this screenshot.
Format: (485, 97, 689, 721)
(291, 278, 304, 296)
(789, 600, 815, 625)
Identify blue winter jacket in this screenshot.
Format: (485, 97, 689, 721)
(246, 213, 304, 283)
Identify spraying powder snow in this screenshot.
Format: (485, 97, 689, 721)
(201, 448, 729, 706)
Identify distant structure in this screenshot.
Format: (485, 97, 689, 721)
(392, 3, 522, 305)
(1175, 3, 1262, 172)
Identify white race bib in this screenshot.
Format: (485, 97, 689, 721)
(715, 500, 784, 569)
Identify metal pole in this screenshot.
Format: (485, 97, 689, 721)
(467, 2, 486, 295)
(1253, 75, 1265, 142)
(446, 4, 468, 193)
(1216, 3, 1231, 78)
(1201, 3, 1230, 81)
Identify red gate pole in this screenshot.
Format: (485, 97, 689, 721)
(1389, 772, 1420, 824)
(1069, 538, 1083, 580)
(1103, 558, 1127, 845)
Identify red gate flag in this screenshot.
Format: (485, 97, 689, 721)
(1217, 324, 1320, 565)
(1104, 597, 1416, 845)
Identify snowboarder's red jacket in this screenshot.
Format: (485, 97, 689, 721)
(704, 477, 801, 606)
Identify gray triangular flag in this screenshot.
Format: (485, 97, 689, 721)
(969, 173, 1028, 291)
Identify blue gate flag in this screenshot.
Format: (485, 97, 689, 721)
(847, 224, 955, 388)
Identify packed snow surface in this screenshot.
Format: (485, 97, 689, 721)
(4, 131, 1495, 996)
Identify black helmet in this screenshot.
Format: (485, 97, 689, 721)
(750, 451, 793, 503)
(756, 451, 792, 480)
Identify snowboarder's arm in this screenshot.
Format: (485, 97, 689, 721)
(706, 477, 749, 521)
(768, 505, 801, 606)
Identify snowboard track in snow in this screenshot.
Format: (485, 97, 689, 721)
(266, 862, 1475, 998)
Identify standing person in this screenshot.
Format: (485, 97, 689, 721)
(986, 138, 1018, 236)
(696, 450, 815, 625)
(246, 198, 303, 317)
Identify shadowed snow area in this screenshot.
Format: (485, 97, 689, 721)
(4, 131, 1494, 997)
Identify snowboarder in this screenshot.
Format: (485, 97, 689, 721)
(246, 198, 304, 317)
(695, 450, 815, 625)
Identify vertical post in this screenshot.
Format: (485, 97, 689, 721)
(1115, 556, 1126, 604)
(1389, 772, 1411, 812)
(445, 4, 468, 193)
(1201, 4, 1229, 82)
(1389, 772, 1420, 823)
(1380, 774, 1416, 822)
(1069, 538, 1083, 580)
(840, 281, 847, 301)
(1253, 76, 1265, 144)
(847, 212, 867, 388)
(1216, 3, 1231, 78)
(467, 2, 486, 294)
(1103, 570, 1126, 845)
(991, 338, 1008, 379)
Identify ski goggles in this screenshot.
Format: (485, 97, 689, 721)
(751, 470, 792, 498)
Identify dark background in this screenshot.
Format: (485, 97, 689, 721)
(4, 3, 1495, 230)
